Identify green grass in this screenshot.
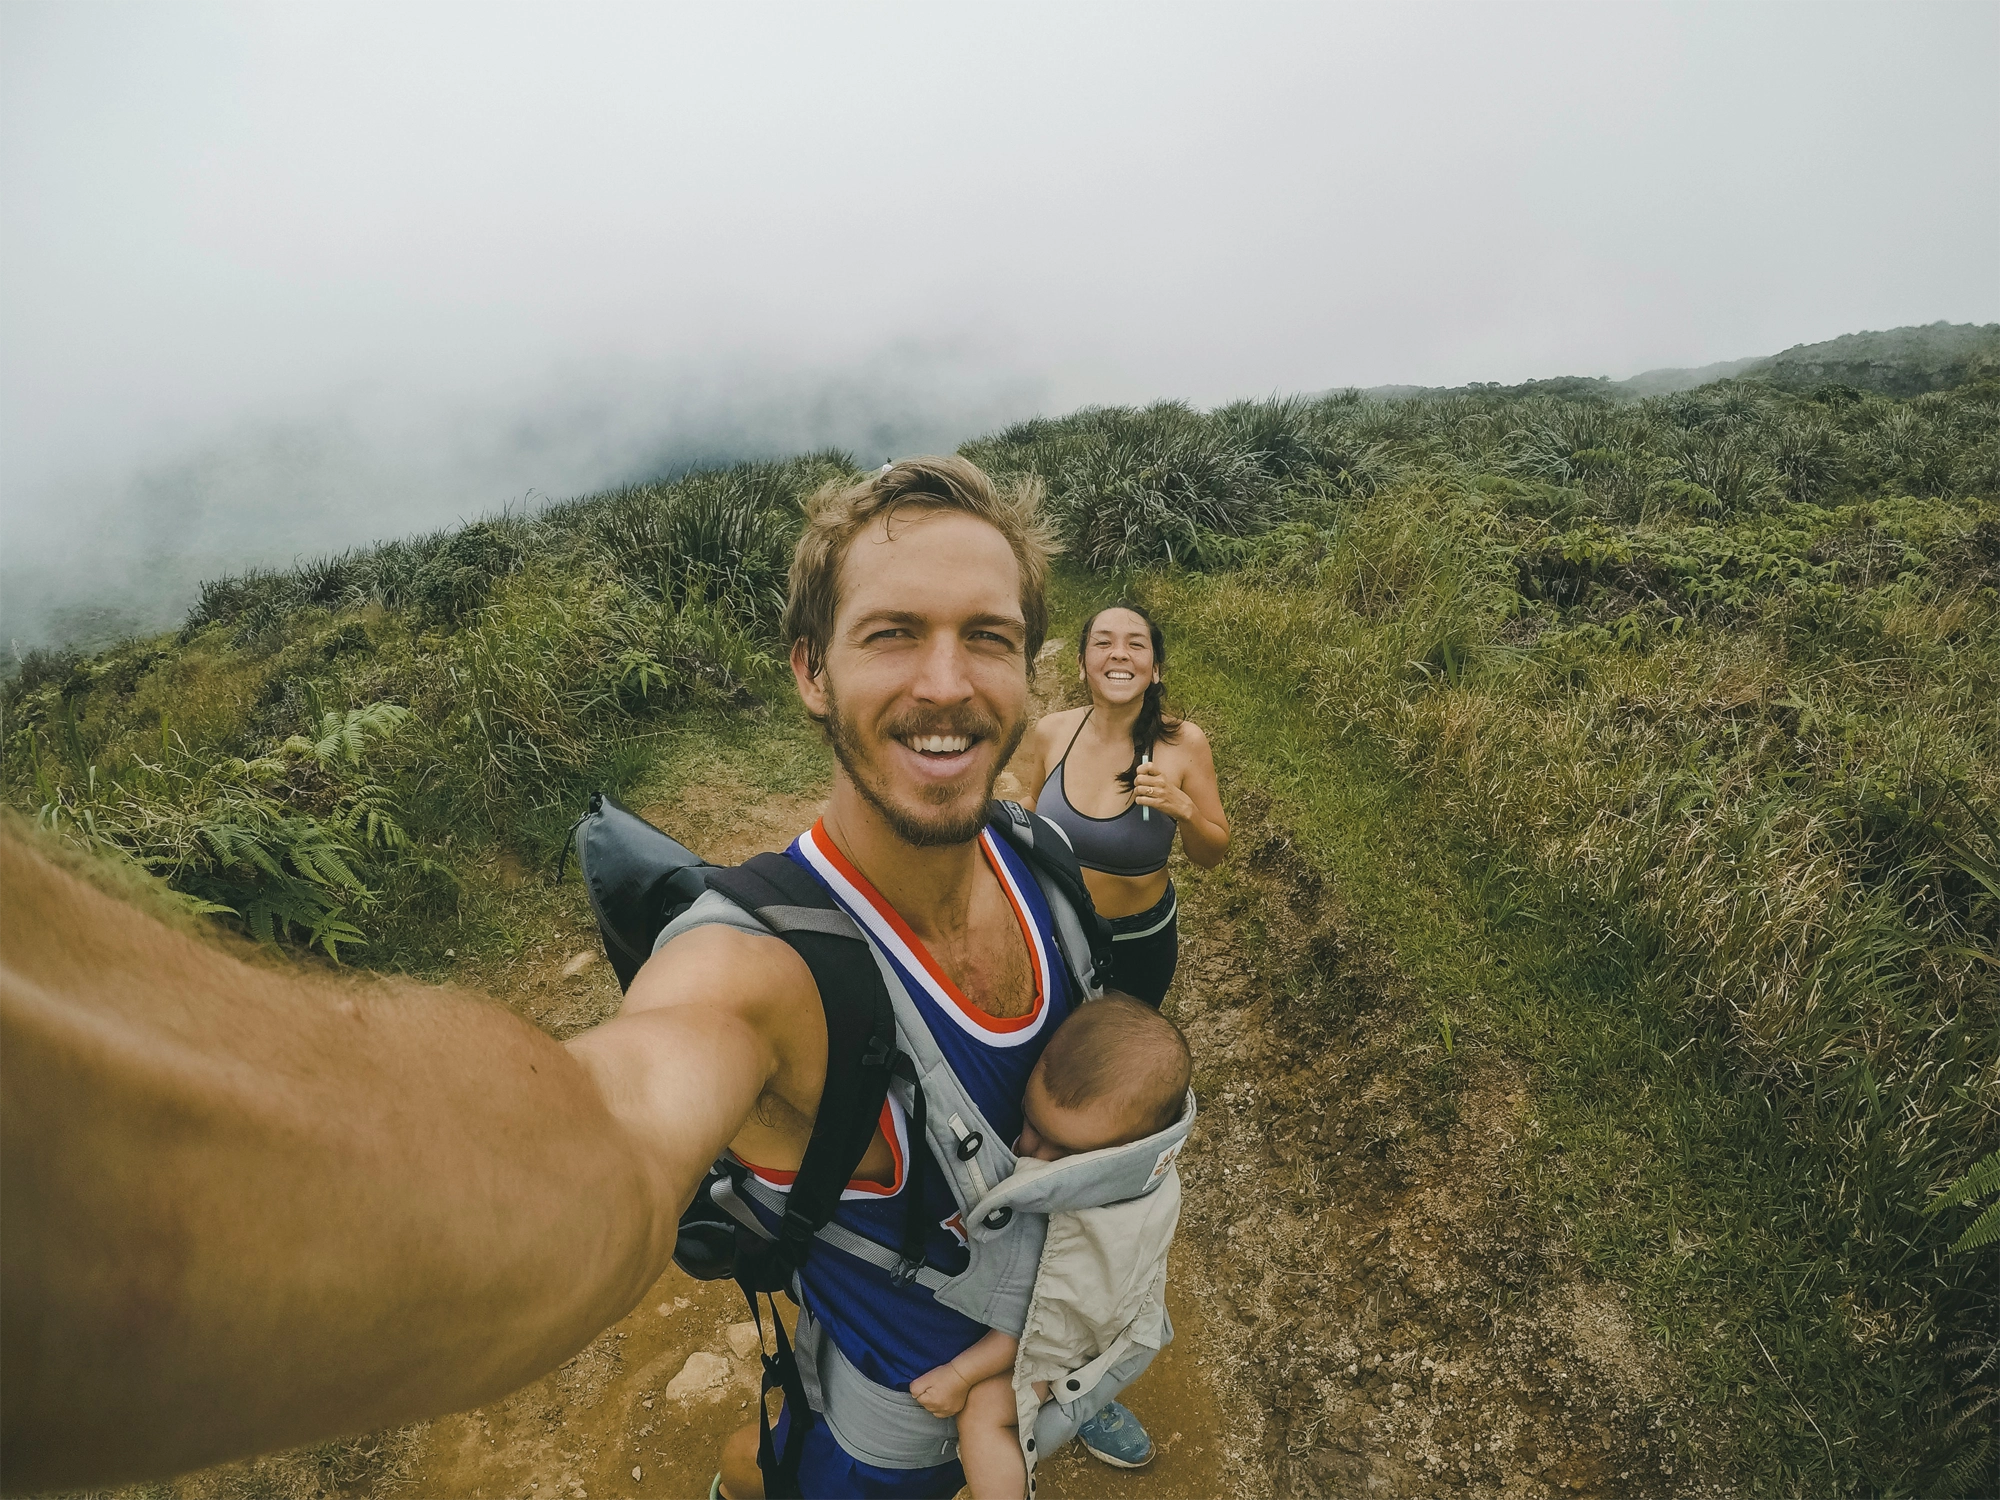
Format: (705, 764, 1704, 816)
(1135, 592, 1824, 1480)
(1015, 370, 1997, 1493)
(7, 368, 1996, 1496)
(1107, 533, 1995, 1494)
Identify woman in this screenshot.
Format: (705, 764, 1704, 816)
(1016, 603, 1230, 1007)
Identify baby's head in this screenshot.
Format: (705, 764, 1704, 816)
(1016, 993, 1191, 1162)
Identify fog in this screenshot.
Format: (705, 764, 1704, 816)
(4, 1, 1996, 650)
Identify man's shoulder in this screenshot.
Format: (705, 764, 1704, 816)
(652, 886, 776, 955)
(634, 892, 823, 1033)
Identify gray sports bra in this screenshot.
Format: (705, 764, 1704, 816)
(1037, 711, 1177, 877)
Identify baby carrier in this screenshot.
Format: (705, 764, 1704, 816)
(571, 793, 1178, 1496)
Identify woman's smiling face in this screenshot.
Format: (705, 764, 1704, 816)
(1080, 607, 1157, 706)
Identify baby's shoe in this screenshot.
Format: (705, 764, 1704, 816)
(1077, 1400, 1154, 1468)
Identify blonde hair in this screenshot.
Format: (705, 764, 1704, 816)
(781, 456, 1058, 680)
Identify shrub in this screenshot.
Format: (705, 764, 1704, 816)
(412, 521, 525, 626)
(3, 644, 83, 704)
(182, 569, 300, 640)
(596, 469, 795, 620)
(22, 697, 413, 958)
(975, 401, 1281, 570)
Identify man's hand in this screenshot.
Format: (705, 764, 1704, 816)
(909, 1362, 973, 1418)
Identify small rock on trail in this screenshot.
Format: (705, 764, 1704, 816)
(665, 1350, 732, 1402)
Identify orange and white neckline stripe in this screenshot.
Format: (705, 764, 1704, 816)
(736, 1096, 909, 1201)
(796, 819, 1053, 1047)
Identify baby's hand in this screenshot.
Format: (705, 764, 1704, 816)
(909, 1363, 970, 1418)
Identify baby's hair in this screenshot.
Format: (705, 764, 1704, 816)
(1038, 992, 1191, 1138)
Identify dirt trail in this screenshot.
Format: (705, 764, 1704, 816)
(1155, 830, 1707, 1499)
(149, 659, 1711, 1500)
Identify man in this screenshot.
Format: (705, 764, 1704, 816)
(0, 457, 1153, 1495)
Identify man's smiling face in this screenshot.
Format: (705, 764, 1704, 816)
(793, 507, 1031, 848)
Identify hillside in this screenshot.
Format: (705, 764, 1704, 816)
(1754, 321, 2000, 397)
(1352, 320, 1998, 405)
(1612, 356, 1765, 399)
(6, 363, 1999, 1498)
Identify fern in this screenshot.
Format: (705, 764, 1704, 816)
(20, 700, 413, 961)
(1952, 1201, 2000, 1255)
(1928, 1150, 2000, 1253)
(331, 782, 409, 850)
(1939, 1436, 1993, 1500)
(282, 703, 412, 769)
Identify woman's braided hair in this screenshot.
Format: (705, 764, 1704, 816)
(1079, 602, 1182, 793)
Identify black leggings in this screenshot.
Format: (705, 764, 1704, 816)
(1103, 882, 1178, 1008)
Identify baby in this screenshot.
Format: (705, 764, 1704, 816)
(909, 994, 1191, 1500)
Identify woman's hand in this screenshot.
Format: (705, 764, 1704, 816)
(909, 1362, 972, 1417)
(1143, 723, 1231, 868)
(1132, 760, 1197, 823)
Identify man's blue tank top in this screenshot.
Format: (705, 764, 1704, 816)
(733, 819, 1077, 1390)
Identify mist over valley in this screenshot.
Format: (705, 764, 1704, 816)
(6, 3, 1994, 656)
(1, 347, 1048, 653)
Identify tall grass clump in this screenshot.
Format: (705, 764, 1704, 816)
(2, 452, 859, 959)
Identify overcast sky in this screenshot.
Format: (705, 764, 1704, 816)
(3, 1, 1996, 646)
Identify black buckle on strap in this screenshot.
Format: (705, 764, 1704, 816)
(777, 1207, 817, 1263)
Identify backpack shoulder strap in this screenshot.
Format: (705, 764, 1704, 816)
(701, 853, 930, 1500)
(987, 799, 1111, 999)
(704, 854, 898, 1268)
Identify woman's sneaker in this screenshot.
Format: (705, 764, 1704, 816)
(1076, 1401, 1154, 1468)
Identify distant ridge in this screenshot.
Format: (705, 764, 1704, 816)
(1755, 321, 2000, 397)
(1613, 356, 1764, 398)
(1356, 321, 2000, 403)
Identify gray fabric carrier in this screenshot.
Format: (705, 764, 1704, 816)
(651, 842, 1185, 1472)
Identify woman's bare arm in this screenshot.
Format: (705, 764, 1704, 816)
(1133, 720, 1230, 868)
(0, 826, 806, 1493)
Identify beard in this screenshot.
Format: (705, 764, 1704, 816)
(823, 689, 1029, 849)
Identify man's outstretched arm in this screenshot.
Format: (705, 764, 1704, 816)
(0, 826, 793, 1493)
